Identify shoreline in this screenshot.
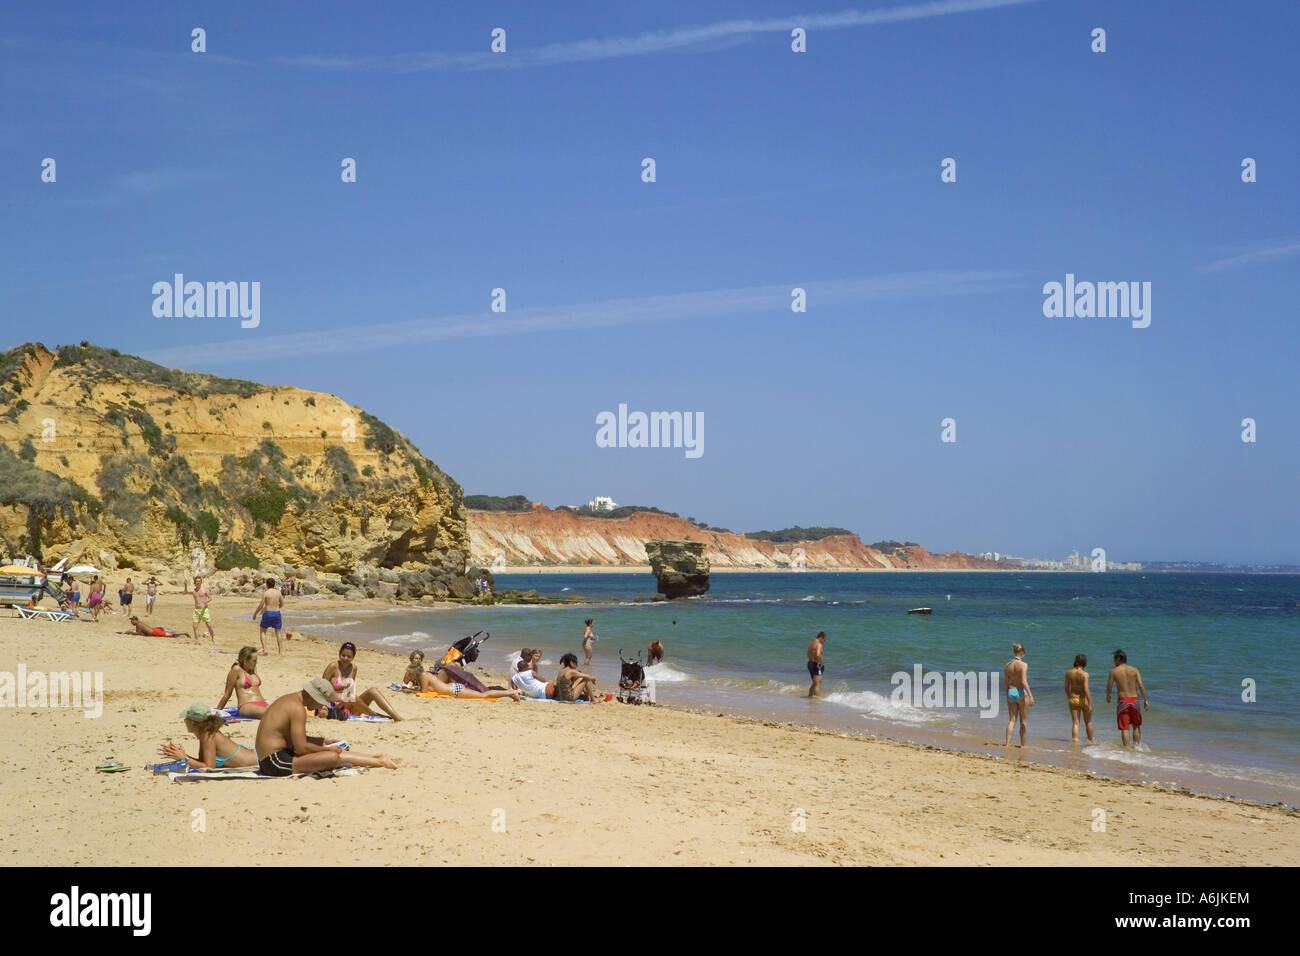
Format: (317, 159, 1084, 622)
(4, 592, 1297, 865)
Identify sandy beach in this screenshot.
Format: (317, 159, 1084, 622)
(3, 591, 1297, 867)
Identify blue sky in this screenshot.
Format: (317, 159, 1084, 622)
(3, 0, 1298, 563)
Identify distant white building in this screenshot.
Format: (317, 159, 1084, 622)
(586, 496, 618, 512)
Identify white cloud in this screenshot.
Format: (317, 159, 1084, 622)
(144, 270, 1025, 368)
(272, 0, 1040, 73)
(1199, 240, 1300, 274)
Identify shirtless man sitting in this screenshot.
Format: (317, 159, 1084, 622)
(1106, 648, 1150, 747)
(253, 679, 397, 776)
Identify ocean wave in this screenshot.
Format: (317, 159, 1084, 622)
(822, 690, 950, 725)
(708, 676, 806, 695)
(374, 631, 432, 647)
(644, 662, 690, 683)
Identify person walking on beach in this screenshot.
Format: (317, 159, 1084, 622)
(145, 577, 158, 616)
(647, 640, 665, 665)
(120, 577, 134, 613)
(1004, 643, 1033, 747)
(253, 578, 284, 655)
(87, 576, 106, 621)
(1065, 654, 1094, 743)
(191, 576, 215, 643)
(1106, 649, 1149, 747)
(582, 619, 597, 667)
(806, 631, 827, 697)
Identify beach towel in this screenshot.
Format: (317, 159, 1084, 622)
(415, 691, 501, 702)
(521, 697, 593, 705)
(168, 766, 366, 782)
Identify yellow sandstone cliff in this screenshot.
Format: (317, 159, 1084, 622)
(0, 343, 468, 578)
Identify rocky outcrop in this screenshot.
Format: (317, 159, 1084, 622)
(469, 505, 999, 571)
(0, 343, 469, 581)
(645, 539, 710, 598)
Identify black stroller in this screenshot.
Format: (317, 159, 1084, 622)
(617, 649, 653, 705)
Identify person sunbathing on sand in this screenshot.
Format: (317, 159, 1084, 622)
(512, 658, 556, 699)
(121, 616, 183, 638)
(321, 642, 404, 720)
(403, 650, 426, 685)
(217, 646, 269, 718)
(555, 653, 605, 702)
(408, 665, 521, 700)
(159, 703, 257, 770)
(254, 679, 397, 776)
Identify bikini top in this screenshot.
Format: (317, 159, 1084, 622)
(240, 668, 261, 689)
(333, 667, 357, 701)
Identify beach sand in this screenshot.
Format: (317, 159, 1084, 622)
(3, 592, 1297, 866)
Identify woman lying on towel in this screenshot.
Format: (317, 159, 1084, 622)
(217, 646, 269, 718)
(407, 665, 522, 700)
(120, 616, 183, 638)
(158, 703, 258, 770)
(403, 649, 426, 686)
(320, 642, 405, 720)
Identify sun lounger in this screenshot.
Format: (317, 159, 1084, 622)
(15, 606, 75, 622)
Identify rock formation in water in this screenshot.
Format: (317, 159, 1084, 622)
(645, 539, 710, 598)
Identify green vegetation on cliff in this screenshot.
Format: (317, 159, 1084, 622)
(54, 343, 263, 398)
(745, 527, 856, 543)
(465, 494, 533, 512)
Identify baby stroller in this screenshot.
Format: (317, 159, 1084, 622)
(617, 649, 653, 705)
(438, 630, 489, 670)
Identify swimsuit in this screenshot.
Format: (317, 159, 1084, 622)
(241, 670, 262, 690)
(257, 746, 295, 777)
(807, 661, 824, 677)
(260, 610, 282, 630)
(1117, 696, 1142, 730)
(120, 592, 132, 606)
(1006, 658, 1027, 702)
(88, 593, 102, 606)
(214, 743, 250, 768)
(192, 606, 210, 623)
(1068, 694, 1083, 707)
(150, 627, 167, 637)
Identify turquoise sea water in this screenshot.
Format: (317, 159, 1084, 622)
(289, 572, 1300, 805)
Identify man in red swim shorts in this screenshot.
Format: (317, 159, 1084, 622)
(1106, 648, 1150, 747)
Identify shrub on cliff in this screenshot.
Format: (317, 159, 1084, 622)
(746, 527, 856, 543)
(465, 494, 532, 512)
(215, 540, 260, 570)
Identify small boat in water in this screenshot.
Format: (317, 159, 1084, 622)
(907, 607, 933, 615)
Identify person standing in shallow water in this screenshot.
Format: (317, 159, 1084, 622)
(1004, 643, 1033, 747)
(806, 631, 827, 697)
(582, 619, 597, 668)
(1106, 648, 1149, 748)
(1065, 654, 1094, 743)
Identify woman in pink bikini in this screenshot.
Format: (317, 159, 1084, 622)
(217, 646, 269, 718)
(321, 642, 404, 720)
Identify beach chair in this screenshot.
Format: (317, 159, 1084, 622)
(16, 605, 75, 623)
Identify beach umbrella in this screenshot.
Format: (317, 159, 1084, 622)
(67, 565, 101, 575)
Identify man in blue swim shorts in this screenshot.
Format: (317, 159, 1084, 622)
(253, 577, 285, 656)
(806, 631, 827, 698)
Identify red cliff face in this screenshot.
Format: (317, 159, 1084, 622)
(468, 507, 998, 570)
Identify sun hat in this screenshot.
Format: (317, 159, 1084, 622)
(303, 677, 336, 707)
